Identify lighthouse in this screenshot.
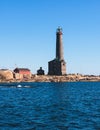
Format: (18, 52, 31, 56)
(48, 27, 66, 75)
(56, 27, 64, 60)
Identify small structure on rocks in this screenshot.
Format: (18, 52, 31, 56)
(37, 67, 45, 75)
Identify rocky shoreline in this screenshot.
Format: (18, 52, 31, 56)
(0, 74, 100, 83)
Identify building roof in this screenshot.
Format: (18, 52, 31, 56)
(14, 68, 30, 71)
(0, 69, 9, 71)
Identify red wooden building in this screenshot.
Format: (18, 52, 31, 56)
(14, 68, 30, 74)
(14, 68, 31, 77)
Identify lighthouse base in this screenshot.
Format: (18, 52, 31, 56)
(48, 59, 66, 75)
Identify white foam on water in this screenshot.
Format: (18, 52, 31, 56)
(17, 84, 22, 88)
(24, 85, 30, 88)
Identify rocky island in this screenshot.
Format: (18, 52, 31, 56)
(0, 70, 100, 83)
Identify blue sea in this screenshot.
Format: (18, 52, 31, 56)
(0, 82, 100, 130)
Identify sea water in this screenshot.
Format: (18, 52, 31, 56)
(0, 82, 100, 130)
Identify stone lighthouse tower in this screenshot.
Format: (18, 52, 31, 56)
(48, 27, 66, 75)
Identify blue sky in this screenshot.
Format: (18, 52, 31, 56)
(0, 0, 100, 75)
